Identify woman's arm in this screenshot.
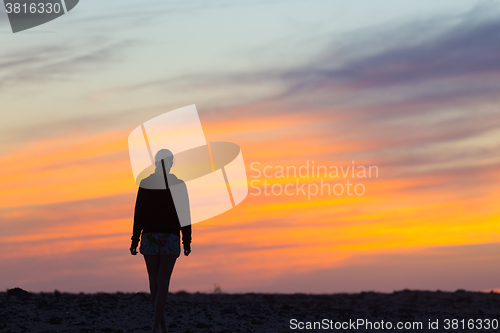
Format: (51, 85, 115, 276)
(181, 224, 192, 256)
(131, 187, 145, 248)
(178, 181, 191, 255)
(181, 224, 191, 246)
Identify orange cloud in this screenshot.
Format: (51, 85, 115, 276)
(1, 101, 499, 293)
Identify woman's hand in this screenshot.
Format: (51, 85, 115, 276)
(184, 244, 191, 256)
(130, 246, 138, 255)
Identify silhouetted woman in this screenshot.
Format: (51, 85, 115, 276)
(130, 149, 192, 333)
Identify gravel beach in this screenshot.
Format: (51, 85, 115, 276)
(1, 288, 499, 333)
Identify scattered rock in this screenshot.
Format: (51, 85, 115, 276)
(196, 322, 209, 328)
(251, 318, 264, 325)
(37, 298, 48, 309)
(7, 287, 32, 299)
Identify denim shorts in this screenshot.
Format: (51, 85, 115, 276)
(140, 232, 181, 257)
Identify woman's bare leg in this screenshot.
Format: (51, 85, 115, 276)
(152, 255, 177, 333)
(144, 255, 160, 307)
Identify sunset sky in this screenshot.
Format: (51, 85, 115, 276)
(1, 0, 500, 294)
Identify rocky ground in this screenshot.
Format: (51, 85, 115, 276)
(1, 288, 499, 332)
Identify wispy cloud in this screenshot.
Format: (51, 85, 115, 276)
(0, 39, 135, 92)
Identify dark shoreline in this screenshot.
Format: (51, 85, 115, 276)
(1, 288, 499, 332)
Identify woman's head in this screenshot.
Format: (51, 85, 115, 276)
(154, 149, 174, 173)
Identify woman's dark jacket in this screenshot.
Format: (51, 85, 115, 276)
(131, 172, 192, 248)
